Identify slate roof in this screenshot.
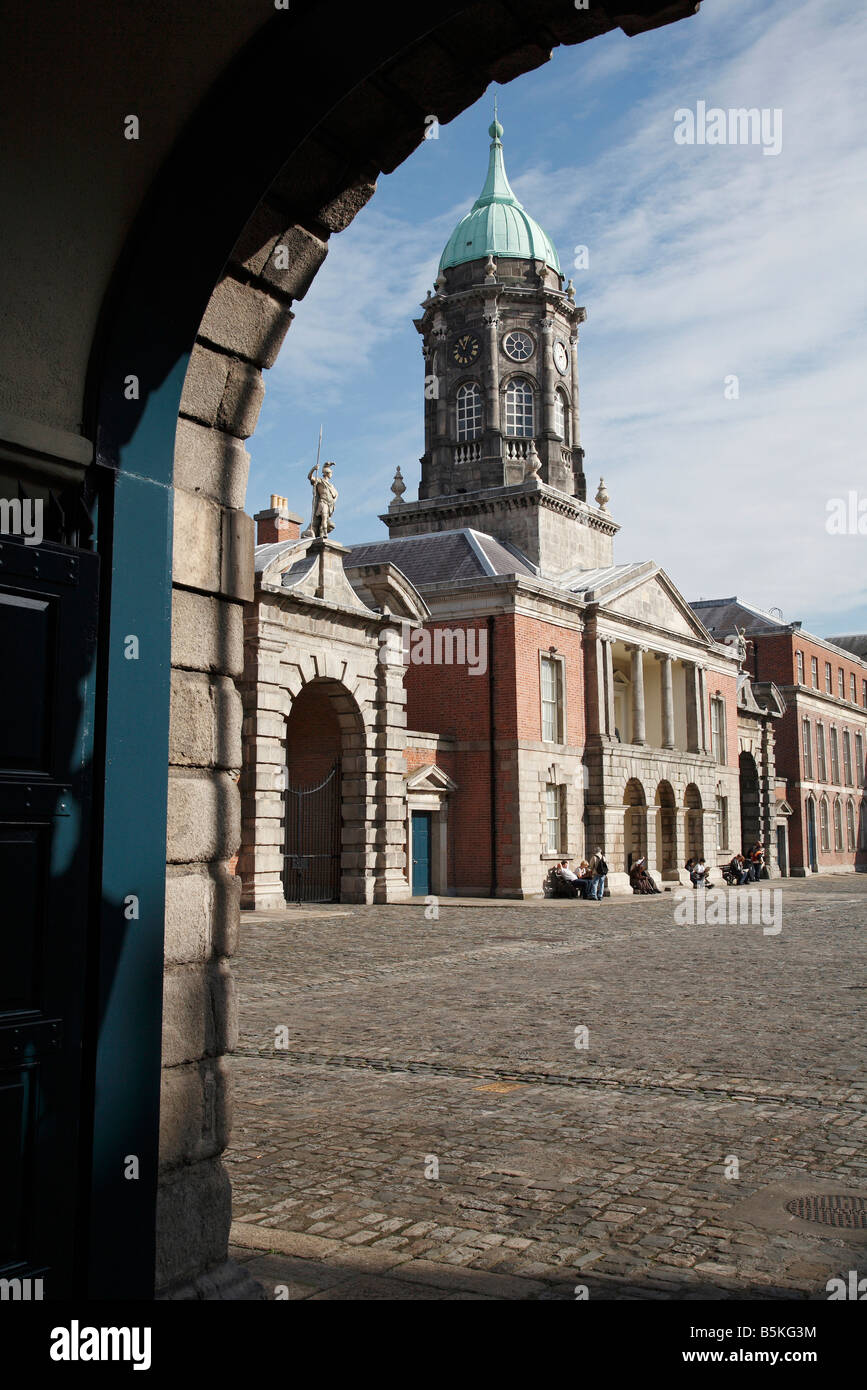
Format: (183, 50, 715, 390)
(563, 563, 644, 596)
(692, 600, 867, 668)
(826, 634, 867, 660)
(689, 597, 795, 636)
(344, 529, 535, 587)
(254, 538, 304, 573)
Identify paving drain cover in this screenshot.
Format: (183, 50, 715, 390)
(784, 1195, 867, 1229)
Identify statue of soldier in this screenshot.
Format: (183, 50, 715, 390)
(734, 626, 748, 668)
(302, 460, 338, 538)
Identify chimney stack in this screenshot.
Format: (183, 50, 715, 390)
(254, 493, 302, 545)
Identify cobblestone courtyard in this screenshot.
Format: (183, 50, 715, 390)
(225, 878, 866, 1300)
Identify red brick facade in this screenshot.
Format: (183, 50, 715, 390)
(749, 631, 867, 874)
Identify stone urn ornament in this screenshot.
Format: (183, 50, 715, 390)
(524, 440, 542, 482)
(390, 466, 406, 502)
(595, 477, 609, 510)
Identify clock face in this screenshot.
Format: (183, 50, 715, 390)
(452, 333, 481, 366)
(503, 330, 534, 362)
(553, 341, 569, 375)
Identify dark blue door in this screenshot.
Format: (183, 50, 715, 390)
(411, 812, 432, 896)
(0, 538, 98, 1297)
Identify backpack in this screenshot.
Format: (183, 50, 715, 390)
(597, 856, 609, 877)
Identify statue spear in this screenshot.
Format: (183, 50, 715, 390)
(313, 423, 323, 475)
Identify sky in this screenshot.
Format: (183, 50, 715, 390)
(247, 0, 867, 638)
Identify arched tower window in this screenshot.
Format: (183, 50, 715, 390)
(504, 378, 534, 437)
(456, 382, 482, 441)
(553, 389, 569, 444)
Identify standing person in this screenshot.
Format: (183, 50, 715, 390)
(749, 842, 765, 881)
(587, 847, 608, 901)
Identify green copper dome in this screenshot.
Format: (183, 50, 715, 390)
(438, 118, 561, 275)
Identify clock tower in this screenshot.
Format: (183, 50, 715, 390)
(383, 116, 617, 576)
(418, 116, 586, 500)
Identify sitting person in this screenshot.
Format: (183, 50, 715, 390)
(689, 856, 711, 889)
(728, 852, 749, 885)
(629, 855, 661, 894)
(575, 860, 593, 899)
(551, 860, 579, 898)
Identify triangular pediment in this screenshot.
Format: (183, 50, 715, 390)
(404, 762, 458, 793)
(592, 564, 715, 643)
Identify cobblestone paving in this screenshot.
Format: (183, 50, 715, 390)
(225, 878, 866, 1300)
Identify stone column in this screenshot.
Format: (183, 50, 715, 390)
(630, 645, 647, 746)
(698, 666, 710, 753)
(570, 328, 581, 447)
(569, 328, 585, 498)
(676, 807, 691, 881)
(539, 316, 561, 487)
(592, 636, 607, 737)
(370, 620, 413, 903)
(484, 306, 500, 435)
(685, 661, 701, 753)
(605, 640, 616, 739)
(657, 653, 675, 749)
(432, 315, 448, 439)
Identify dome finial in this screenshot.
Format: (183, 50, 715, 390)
(489, 94, 503, 142)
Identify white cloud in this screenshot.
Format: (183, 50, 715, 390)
(511, 0, 867, 622)
(253, 0, 867, 631)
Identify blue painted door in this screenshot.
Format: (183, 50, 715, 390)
(411, 812, 432, 896)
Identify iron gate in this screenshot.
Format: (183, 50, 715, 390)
(283, 760, 341, 902)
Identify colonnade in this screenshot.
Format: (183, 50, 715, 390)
(594, 636, 710, 752)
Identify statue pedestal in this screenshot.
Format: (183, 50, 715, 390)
(307, 536, 350, 599)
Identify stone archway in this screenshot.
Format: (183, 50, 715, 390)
(654, 779, 678, 878)
(684, 782, 704, 861)
(739, 750, 760, 853)
(239, 675, 371, 907)
(623, 777, 648, 871)
(82, 0, 703, 1304)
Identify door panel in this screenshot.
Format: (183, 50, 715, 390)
(411, 812, 432, 897)
(0, 538, 98, 1297)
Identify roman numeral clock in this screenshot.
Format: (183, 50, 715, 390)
(452, 333, 481, 366)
